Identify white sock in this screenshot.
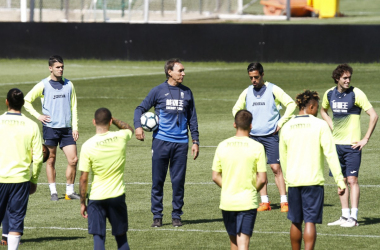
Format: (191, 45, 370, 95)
(280, 195, 288, 203)
(351, 208, 358, 220)
(342, 208, 350, 219)
(66, 184, 74, 195)
(261, 195, 269, 203)
(49, 183, 57, 195)
(7, 235, 21, 250)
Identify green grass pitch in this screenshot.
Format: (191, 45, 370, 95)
(0, 59, 379, 249)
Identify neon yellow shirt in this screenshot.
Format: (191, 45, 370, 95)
(79, 129, 133, 200)
(322, 86, 372, 145)
(0, 112, 43, 184)
(280, 115, 346, 189)
(24, 76, 79, 131)
(212, 136, 267, 211)
(232, 81, 296, 128)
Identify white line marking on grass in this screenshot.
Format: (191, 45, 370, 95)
(22, 227, 380, 238)
(37, 182, 380, 188)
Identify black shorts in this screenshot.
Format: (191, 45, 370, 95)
(250, 133, 280, 164)
(43, 127, 76, 149)
(287, 186, 324, 224)
(0, 182, 30, 235)
(87, 194, 128, 236)
(331, 145, 361, 178)
(222, 209, 257, 236)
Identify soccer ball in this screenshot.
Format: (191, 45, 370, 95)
(140, 112, 159, 132)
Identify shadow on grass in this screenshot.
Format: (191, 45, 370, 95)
(21, 236, 86, 243)
(182, 218, 223, 225)
(359, 217, 380, 226)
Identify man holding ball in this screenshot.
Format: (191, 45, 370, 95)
(134, 58, 199, 228)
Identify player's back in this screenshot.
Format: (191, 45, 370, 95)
(280, 115, 332, 187)
(79, 129, 132, 200)
(0, 112, 40, 183)
(214, 136, 266, 211)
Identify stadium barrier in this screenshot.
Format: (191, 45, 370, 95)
(0, 22, 379, 63)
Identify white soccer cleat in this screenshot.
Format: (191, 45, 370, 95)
(340, 217, 359, 227)
(327, 217, 348, 226)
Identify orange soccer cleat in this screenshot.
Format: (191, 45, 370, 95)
(257, 202, 271, 211)
(281, 202, 289, 212)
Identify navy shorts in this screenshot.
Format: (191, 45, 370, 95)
(87, 194, 128, 236)
(330, 145, 361, 178)
(222, 209, 257, 236)
(0, 182, 30, 235)
(43, 126, 76, 149)
(287, 186, 324, 224)
(250, 133, 279, 164)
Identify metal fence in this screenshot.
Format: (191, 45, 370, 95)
(0, 0, 242, 23)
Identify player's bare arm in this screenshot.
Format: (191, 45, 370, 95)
(212, 171, 222, 188)
(38, 114, 51, 124)
(72, 130, 79, 141)
(191, 143, 199, 160)
(135, 127, 145, 141)
(320, 108, 334, 130)
(338, 187, 346, 196)
(79, 171, 89, 218)
(112, 117, 135, 134)
(352, 107, 378, 150)
(29, 182, 37, 195)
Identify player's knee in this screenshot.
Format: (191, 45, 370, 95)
(69, 156, 78, 166)
(347, 177, 358, 186)
(270, 164, 281, 175)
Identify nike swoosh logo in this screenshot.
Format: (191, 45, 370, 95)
(350, 171, 357, 174)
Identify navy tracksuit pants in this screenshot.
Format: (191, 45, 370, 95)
(151, 138, 188, 219)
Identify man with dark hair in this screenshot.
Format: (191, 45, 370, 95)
(233, 62, 296, 212)
(212, 109, 267, 250)
(280, 90, 346, 250)
(0, 88, 43, 249)
(321, 64, 378, 227)
(134, 58, 199, 227)
(79, 108, 134, 250)
(24, 55, 80, 201)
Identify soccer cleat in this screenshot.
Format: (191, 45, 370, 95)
(257, 202, 271, 211)
(327, 217, 348, 226)
(151, 218, 162, 228)
(280, 202, 289, 212)
(340, 217, 359, 227)
(65, 192, 80, 200)
(50, 193, 59, 201)
(172, 218, 183, 227)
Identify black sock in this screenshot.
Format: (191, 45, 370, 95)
(115, 234, 130, 250)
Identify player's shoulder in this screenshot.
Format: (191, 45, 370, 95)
(352, 86, 366, 96)
(324, 86, 335, 94)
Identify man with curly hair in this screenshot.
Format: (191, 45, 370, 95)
(321, 64, 378, 227)
(280, 90, 346, 250)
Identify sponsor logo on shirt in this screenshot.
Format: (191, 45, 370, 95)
(181, 92, 184, 99)
(96, 136, 118, 146)
(227, 142, 249, 147)
(332, 100, 348, 113)
(166, 99, 183, 111)
(53, 94, 66, 99)
(1, 120, 26, 126)
(252, 102, 265, 106)
(290, 123, 311, 130)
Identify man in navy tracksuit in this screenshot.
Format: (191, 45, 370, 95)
(134, 59, 199, 228)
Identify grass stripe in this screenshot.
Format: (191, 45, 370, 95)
(20, 226, 380, 238)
